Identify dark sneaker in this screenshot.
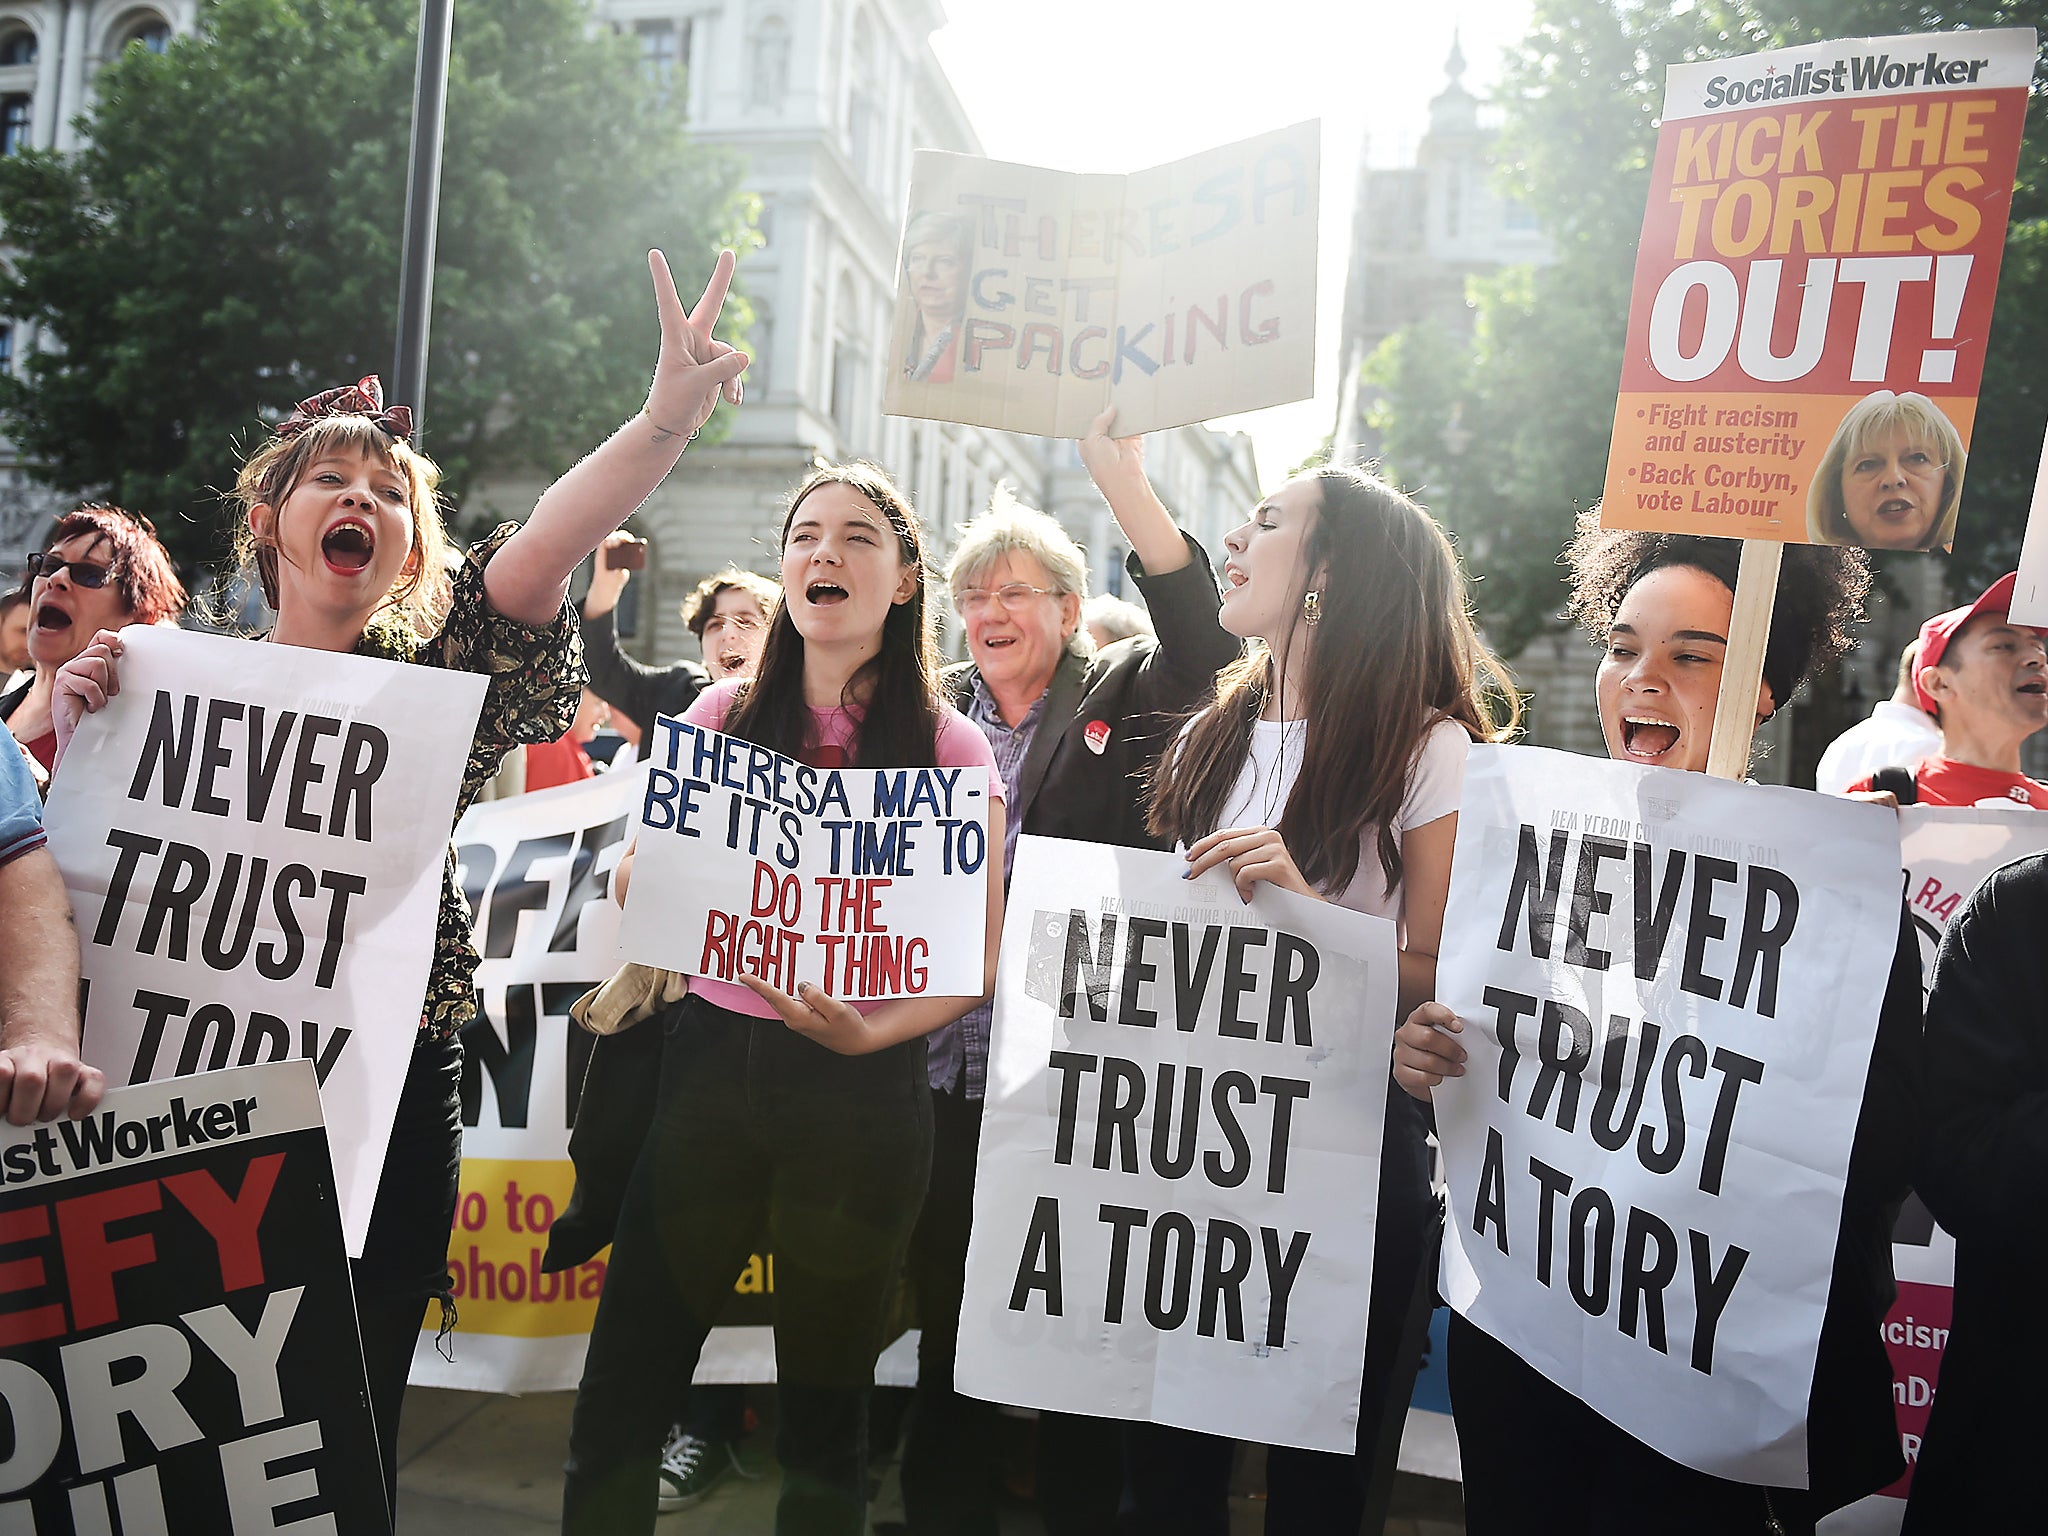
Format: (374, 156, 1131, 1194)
(656, 1427, 739, 1512)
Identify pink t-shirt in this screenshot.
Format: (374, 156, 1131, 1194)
(677, 678, 1004, 1020)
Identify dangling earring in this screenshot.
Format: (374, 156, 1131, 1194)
(1302, 589, 1322, 627)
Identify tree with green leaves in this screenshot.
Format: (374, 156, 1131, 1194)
(0, 0, 753, 568)
(1365, 0, 2047, 654)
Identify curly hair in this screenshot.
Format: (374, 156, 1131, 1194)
(1564, 507, 1870, 704)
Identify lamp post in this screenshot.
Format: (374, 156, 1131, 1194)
(392, 0, 455, 439)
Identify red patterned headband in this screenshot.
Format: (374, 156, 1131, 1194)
(275, 375, 413, 441)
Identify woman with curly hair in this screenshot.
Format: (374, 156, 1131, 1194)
(1393, 511, 1923, 1534)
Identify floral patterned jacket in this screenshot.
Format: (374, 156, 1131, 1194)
(353, 524, 585, 1043)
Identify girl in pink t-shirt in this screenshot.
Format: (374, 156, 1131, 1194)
(565, 464, 1004, 1536)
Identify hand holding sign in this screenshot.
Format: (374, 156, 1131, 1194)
(739, 974, 888, 1054)
(48, 625, 126, 766)
(1392, 1000, 1466, 1100)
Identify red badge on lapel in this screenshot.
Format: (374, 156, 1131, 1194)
(1084, 719, 1111, 755)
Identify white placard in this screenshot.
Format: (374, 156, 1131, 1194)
(619, 714, 989, 1000)
(2006, 417, 2048, 627)
(882, 122, 1320, 439)
(957, 836, 1398, 1454)
(1434, 744, 1903, 1486)
(43, 625, 485, 1254)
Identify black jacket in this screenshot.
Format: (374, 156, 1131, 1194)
(581, 606, 708, 747)
(943, 532, 1238, 849)
(1901, 854, 2048, 1531)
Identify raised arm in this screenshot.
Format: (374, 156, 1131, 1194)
(1078, 407, 1190, 576)
(484, 251, 750, 625)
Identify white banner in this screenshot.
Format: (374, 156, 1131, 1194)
(619, 715, 989, 1000)
(409, 768, 918, 1391)
(1821, 803, 2048, 1533)
(957, 836, 1398, 1454)
(1435, 745, 1902, 1486)
(43, 626, 484, 1255)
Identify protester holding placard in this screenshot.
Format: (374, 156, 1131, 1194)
(901, 415, 1238, 1536)
(564, 462, 1004, 1536)
(1844, 572, 2048, 807)
(1396, 514, 1924, 1531)
(50, 249, 749, 1515)
(1, 502, 186, 774)
(0, 719, 103, 1123)
(1121, 463, 1513, 1533)
(1899, 851, 2048, 1531)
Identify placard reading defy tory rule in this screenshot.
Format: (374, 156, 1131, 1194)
(1434, 745, 1903, 1486)
(42, 626, 486, 1255)
(0, 1060, 388, 1535)
(619, 714, 990, 1000)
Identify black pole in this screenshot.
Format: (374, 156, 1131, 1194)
(393, 0, 455, 439)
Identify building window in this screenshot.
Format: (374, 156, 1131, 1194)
(0, 323, 13, 376)
(1, 94, 30, 156)
(749, 15, 790, 111)
(636, 18, 689, 104)
(749, 300, 773, 396)
(121, 18, 173, 54)
(0, 30, 37, 67)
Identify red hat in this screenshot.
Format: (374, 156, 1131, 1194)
(1913, 572, 2045, 713)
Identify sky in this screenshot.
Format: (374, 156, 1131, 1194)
(928, 0, 1539, 484)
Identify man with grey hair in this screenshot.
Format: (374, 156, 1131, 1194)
(1084, 592, 1155, 649)
(899, 410, 1240, 1536)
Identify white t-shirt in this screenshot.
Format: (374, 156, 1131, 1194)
(1814, 699, 1942, 796)
(1196, 714, 1469, 925)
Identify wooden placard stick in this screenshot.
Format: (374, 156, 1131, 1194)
(1705, 539, 1784, 781)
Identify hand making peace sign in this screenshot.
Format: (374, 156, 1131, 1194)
(642, 248, 750, 441)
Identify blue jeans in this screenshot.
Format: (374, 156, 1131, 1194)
(563, 996, 932, 1535)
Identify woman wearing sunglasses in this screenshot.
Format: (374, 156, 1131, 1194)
(1, 504, 186, 774)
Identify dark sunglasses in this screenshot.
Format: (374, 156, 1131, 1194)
(26, 552, 116, 589)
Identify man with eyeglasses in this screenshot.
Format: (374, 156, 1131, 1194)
(899, 411, 1239, 1536)
(580, 533, 780, 748)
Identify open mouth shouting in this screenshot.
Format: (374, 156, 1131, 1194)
(321, 519, 377, 576)
(805, 580, 849, 607)
(33, 598, 73, 637)
(1620, 714, 1683, 763)
(715, 647, 751, 677)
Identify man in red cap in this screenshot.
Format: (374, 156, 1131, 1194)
(1849, 571, 2048, 806)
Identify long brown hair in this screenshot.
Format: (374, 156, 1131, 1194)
(723, 463, 943, 767)
(1149, 466, 1518, 900)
